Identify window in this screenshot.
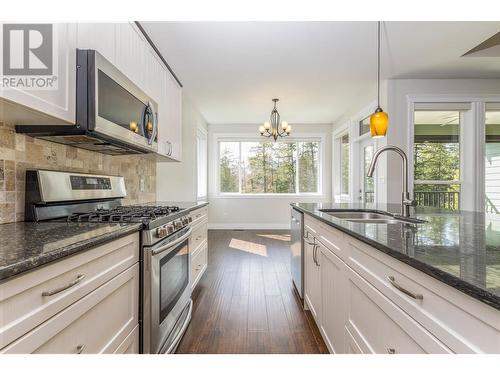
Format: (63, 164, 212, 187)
(196, 129, 208, 199)
(340, 134, 350, 196)
(485, 105, 500, 214)
(218, 140, 320, 194)
(413, 110, 461, 210)
(359, 116, 370, 136)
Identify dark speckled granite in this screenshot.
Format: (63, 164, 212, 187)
(292, 202, 500, 310)
(0, 222, 142, 282)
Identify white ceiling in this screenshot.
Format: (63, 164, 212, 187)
(141, 21, 500, 125)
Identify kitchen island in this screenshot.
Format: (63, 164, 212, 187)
(292, 202, 500, 354)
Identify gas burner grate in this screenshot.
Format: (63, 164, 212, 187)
(66, 205, 181, 223)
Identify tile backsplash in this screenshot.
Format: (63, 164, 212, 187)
(0, 121, 156, 224)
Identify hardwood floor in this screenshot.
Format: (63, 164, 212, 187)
(176, 230, 329, 354)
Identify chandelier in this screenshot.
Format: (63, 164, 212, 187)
(259, 98, 291, 141)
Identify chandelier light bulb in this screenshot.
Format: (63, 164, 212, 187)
(259, 125, 265, 134)
(286, 125, 291, 133)
(281, 121, 288, 130)
(264, 121, 271, 130)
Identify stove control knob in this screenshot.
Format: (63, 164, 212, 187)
(188, 216, 193, 223)
(166, 224, 175, 234)
(174, 220, 183, 230)
(182, 217, 189, 225)
(156, 226, 168, 238)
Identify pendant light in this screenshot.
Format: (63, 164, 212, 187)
(370, 21, 388, 138)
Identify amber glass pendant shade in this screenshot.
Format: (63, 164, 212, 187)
(370, 107, 388, 138)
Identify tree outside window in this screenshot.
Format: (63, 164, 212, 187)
(219, 140, 320, 194)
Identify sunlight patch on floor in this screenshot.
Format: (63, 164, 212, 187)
(256, 233, 290, 242)
(229, 238, 268, 257)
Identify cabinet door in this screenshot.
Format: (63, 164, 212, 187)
(304, 234, 321, 325)
(164, 71, 182, 161)
(0, 23, 77, 124)
(114, 22, 147, 91)
(318, 241, 346, 354)
(76, 23, 116, 63)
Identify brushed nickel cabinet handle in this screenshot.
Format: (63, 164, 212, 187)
(313, 244, 320, 267)
(388, 276, 423, 300)
(196, 236, 202, 241)
(42, 274, 85, 296)
(76, 344, 85, 354)
(387, 348, 396, 354)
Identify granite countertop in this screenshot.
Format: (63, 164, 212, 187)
(0, 222, 142, 282)
(0, 201, 208, 283)
(292, 202, 500, 310)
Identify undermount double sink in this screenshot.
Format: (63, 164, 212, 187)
(318, 209, 426, 225)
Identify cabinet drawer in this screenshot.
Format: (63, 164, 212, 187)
(191, 206, 208, 226)
(347, 237, 500, 353)
(191, 220, 208, 253)
(2, 264, 139, 354)
(0, 232, 139, 349)
(304, 215, 346, 261)
(191, 242, 207, 290)
(113, 324, 139, 354)
(345, 267, 451, 354)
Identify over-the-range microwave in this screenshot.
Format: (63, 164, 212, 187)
(16, 49, 159, 155)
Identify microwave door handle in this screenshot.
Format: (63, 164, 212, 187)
(151, 105, 158, 145)
(152, 227, 192, 256)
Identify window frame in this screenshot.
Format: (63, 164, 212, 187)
(411, 107, 465, 210)
(196, 127, 208, 200)
(213, 133, 325, 198)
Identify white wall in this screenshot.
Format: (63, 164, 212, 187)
(208, 123, 333, 229)
(156, 95, 208, 201)
(333, 78, 500, 206)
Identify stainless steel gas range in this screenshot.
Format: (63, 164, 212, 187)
(24, 169, 194, 354)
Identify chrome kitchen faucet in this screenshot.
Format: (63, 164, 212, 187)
(367, 145, 416, 217)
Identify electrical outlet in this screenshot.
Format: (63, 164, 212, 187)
(139, 178, 145, 192)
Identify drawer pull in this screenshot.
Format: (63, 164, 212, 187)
(388, 276, 423, 300)
(196, 236, 202, 241)
(42, 274, 85, 296)
(387, 348, 396, 354)
(76, 344, 85, 354)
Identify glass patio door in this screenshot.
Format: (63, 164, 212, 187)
(485, 103, 500, 214)
(359, 138, 375, 203)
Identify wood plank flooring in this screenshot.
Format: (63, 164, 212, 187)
(176, 230, 329, 354)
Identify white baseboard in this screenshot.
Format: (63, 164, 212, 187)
(208, 223, 291, 230)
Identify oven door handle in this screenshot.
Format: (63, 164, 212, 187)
(152, 227, 192, 256)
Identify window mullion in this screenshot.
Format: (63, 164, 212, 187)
(238, 141, 242, 194)
(295, 142, 300, 194)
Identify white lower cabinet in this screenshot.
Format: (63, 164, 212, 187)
(345, 267, 450, 354)
(0, 233, 140, 354)
(2, 264, 139, 354)
(304, 227, 321, 324)
(318, 241, 346, 354)
(302, 213, 500, 354)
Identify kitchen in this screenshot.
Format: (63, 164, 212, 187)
(1, 3, 500, 372)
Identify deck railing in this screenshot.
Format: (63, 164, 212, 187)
(414, 191, 460, 210)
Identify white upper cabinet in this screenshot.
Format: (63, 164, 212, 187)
(114, 23, 148, 92)
(0, 23, 77, 124)
(1, 22, 182, 160)
(159, 70, 182, 161)
(76, 23, 116, 64)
